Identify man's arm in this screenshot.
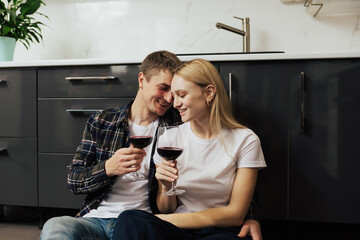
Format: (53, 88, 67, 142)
(67, 114, 112, 194)
(67, 112, 146, 194)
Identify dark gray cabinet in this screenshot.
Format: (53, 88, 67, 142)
(38, 65, 140, 98)
(0, 69, 36, 137)
(2, 58, 359, 226)
(289, 59, 360, 224)
(0, 138, 37, 206)
(0, 68, 37, 206)
(38, 154, 84, 209)
(38, 98, 132, 153)
(37, 65, 140, 208)
(220, 58, 360, 224)
(219, 61, 289, 220)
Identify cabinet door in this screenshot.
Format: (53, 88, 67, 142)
(0, 69, 36, 137)
(0, 138, 37, 206)
(289, 59, 360, 224)
(220, 61, 288, 220)
(38, 98, 132, 153)
(38, 154, 84, 209)
(38, 65, 140, 98)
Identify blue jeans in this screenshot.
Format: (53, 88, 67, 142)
(40, 216, 116, 240)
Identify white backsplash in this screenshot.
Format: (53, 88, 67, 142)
(12, 0, 360, 61)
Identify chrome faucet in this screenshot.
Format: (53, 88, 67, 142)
(216, 16, 250, 52)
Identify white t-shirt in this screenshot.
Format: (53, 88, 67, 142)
(154, 122, 266, 213)
(83, 119, 159, 219)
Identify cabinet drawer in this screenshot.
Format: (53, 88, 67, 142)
(0, 69, 36, 137)
(39, 154, 84, 209)
(0, 138, 37, 206)
(38, 98, 132, 153)
(38, 65, 139, 98)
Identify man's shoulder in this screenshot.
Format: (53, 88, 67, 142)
(91, 102, 131, 127)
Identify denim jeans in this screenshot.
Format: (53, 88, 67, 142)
(40, 216, 116, 240)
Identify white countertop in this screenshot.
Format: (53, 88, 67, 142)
(1, 52, 360, 68)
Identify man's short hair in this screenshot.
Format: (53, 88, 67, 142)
(140, 50, 182, 80)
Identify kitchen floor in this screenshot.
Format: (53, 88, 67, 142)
(0, 206, 77, 240)
(0, 206, 41, 240)
(0, 222, 41, 240)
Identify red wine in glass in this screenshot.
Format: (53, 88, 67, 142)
(157, 147, 183, 160)
(128, 117, 154, 180)
(157, 125, 185, 196)
(129, 136, 153, 149)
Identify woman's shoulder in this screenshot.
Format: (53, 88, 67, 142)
(225, 127, 259, 141)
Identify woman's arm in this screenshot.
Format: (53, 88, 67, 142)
(157, 168, 258, 229)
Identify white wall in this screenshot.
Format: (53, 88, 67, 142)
(13, 0, 360, 61)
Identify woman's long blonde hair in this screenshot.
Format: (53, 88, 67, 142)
(174, 59, 246, 137)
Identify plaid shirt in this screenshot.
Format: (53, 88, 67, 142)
(67, 100, 182, 217)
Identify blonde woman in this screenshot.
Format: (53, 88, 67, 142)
(113, 59, 266, 240)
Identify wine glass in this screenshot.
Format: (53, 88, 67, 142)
(157, 125, 185, 195)
(128, 117, 154, 180)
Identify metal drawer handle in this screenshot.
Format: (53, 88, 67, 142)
(65, 76, 117, 81)
(228, 73, 232, 102)
(300, 72, 305, 133)
(66, 109, 102, 113)
(0, 148, 7, 153)
(0, 80, 7, 84)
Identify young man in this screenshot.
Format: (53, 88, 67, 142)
(40, 50, 262, 240)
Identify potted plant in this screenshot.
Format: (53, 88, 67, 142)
(0, 0, 48, 61)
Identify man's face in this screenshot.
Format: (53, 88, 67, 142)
(140, 69, 173, 117)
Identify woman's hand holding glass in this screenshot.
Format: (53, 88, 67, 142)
(155, 158, 179, 192)
(156, 125, 184, 196)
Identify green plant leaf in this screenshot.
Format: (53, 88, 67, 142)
(0, 0, 48, 48)
(0, 2, 6, 10)
(20, 0, 42, 15)
(1, 25, 12, 36)
(29, 31, 40, 43)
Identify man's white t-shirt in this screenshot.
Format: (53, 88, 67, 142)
(154, 122, 266, 214)
(83, 119, 159, 219)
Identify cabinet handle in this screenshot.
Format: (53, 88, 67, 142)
(0, 148, 7, 153)
(228, 73, 232, 102)
(65, 76, 117, 81)
(0, 80, 7, 84)
(300, 72, 305, 133)
(66, 109, 102, 113)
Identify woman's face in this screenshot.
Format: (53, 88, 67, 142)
(171, 74, 208, 123)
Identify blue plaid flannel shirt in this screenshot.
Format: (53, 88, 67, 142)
(67, 100, 182, 217)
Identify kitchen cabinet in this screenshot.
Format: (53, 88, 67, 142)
(220, 58, 360, 224)
(38, 65, 139, 98)
(1, 56, 359, 227)
(0, 69, 37, 206)
(37, 65, 140, 209)
(289, 59, 360, 224)
(38, 154, 84, 208)
(38, 98, 132, 153)
(219, 61, 289, 220)
(0, 69, 36, 137)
